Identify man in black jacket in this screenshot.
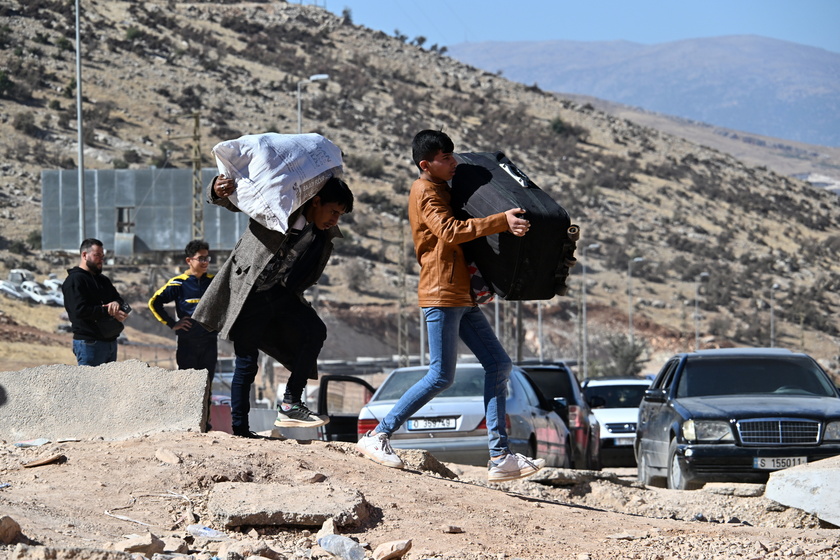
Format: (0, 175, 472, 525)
(62, 238, 130, 366)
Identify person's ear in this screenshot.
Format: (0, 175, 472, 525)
(419, 160, 430, 173)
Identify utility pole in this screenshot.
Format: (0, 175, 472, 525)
(396, 220, 409, 367)
(190, 113, 204, 240)
(75, 0, 85, 242)
(172, 113, 204, 240)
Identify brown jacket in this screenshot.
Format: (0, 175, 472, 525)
(409, 177, 509, 307)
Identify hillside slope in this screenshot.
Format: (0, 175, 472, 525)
(0, 1, 838, 374)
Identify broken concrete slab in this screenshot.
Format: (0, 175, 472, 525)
(704, 482, 765, 497)
(764, 455, 840, 527)
(0, 515, 21, 544)
(0, 360, 209, 442)
(528, 467, 628, 487)
(10, 544, 136, 559)
(373, 539, 412, 560)
(208, 482, 372, 529)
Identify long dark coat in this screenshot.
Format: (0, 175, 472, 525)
(192, 178, 341, 372)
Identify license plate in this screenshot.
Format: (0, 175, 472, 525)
(407, 417, 456, 430)
(614, 437, 635, 446)
(753, 456, 807, 470)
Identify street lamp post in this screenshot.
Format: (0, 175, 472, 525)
(297, 73, 329, 134)
(770, 282, 779, 347)
(628, 257, 645, 348)
(75, 0, 85, 242)
(694, 272, 710, 351)
(582, 243, 600, 380)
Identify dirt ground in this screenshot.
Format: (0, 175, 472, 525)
(0, 430, 838, 560)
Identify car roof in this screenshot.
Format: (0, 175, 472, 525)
(583, 377, 651, 387)
(675, 348, 808, 359)
(516, 359, 573, 366)
(388, 363, 513, 374)
(517, 363, 572, 371)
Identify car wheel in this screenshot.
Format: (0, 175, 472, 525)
(667, 438, 701, 490)
(561, 438, 572, 469)
(637, 449, 653, 485)
(637, 445, 665, 488)
(588, 440, 602, 472)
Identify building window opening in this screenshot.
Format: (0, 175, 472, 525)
(117, 207, 135, 233)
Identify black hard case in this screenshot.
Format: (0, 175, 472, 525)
(450, 151, 578, 300)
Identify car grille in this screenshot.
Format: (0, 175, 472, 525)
(605, 422, 636, 434)
(736, 418, 821, 446)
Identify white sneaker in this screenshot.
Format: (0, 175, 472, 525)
(487, 453, 546, 482)
(357, 431, 404, 469)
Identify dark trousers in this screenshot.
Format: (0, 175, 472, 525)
(229, 284, 326, 432)
(176, 336, 218, 376)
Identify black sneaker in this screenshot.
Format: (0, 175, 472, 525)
(274, 402, 330, 428)
(232, 429, 263, 439)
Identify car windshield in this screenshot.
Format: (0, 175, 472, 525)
(374, 367, 499, 401)
(675, 356, 837, 398)
(584, 384, 647, 408)
(520, 367, 574, 400)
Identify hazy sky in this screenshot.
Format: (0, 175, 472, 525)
(323, 0, 840, 54)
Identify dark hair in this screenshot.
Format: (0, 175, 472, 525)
(79, 238, 103, 254)
(412, 129, 454, 170)
(185, 239, 209, 258)
(312, 176, 354, 213)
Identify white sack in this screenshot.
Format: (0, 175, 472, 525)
(212, 133, 343, 233)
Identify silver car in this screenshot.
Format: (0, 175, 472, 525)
(356, 364, 572, 467)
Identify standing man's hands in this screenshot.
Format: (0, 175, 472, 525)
(214, 175, 236, 199)
(504, 208, 530, 237)
(172, 317, 193, 332)
(104, 302, 129, 322)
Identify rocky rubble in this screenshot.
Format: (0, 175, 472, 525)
(0, 432, 838, 560)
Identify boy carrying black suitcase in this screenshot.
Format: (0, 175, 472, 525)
(356, 129, 546, 482)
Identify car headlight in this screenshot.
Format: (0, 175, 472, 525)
(682, 419, 734, 442)
(825, 421, 840, 442)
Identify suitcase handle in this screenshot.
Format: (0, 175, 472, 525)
(495, 152, 534, 189)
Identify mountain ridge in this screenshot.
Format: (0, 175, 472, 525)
(448, 35, 840, 147)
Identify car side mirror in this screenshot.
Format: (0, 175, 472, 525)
(643, 388, 667, 403)
(552, 396, 568, 414)
(587, 395, 606, 409)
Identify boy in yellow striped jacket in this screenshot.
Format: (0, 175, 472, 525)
(149, 239, 218, 383)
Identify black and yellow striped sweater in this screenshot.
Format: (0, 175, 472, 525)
(148, 272, 216, 341)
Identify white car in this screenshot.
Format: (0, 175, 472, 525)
(20, 281, 61, 305)
(582, 377, 652, 467)
(43, 277, 63, 292)
(7, 268, 35, 285)
(0, 280, 25, 300)
(46, 289, 64, 307)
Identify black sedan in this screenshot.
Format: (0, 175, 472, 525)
(636, 348, 840, 490)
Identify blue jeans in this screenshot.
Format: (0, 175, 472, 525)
(376, 306, 512, 458)
(73, 339, 117, 366)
